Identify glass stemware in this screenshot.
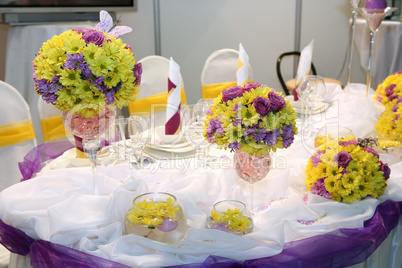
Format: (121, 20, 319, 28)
(296, 75, 326, 136)
(128, 112, 151, 168)
(233, 150, 271, 213)
(359, 6, 398, 98)
(83, 138, 102, 195)
(185, 101, 210, 166)
(346, 0, 363, 101)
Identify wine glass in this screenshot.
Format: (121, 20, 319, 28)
(359, 6, 398, 98)
(296, 75, 327, 135)
(185, 102, 210, 166)
(128, 112, 151, 168)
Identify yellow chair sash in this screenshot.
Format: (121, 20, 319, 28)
(201, 80, 253, 99)
(41, 115, 72, 142)
(0, 119, 36, 147)
(129, 88, 187, 114)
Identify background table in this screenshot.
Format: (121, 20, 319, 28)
(354, 18, 402, 90)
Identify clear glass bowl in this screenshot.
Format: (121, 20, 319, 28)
(206, 200, 253, 235)
(125, 192, 187, 245)
(314, 126, 356, 148)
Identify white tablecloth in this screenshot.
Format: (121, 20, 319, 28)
(354, 18, 402, 89)
(0, 84, 401, 267)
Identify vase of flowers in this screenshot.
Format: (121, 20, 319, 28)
(206, 200, 253, 235)
(32, 11, 142, 194)
(203, 82, 298, 210)
(125, 192, 187, 245)
(305, 138, 390, 203)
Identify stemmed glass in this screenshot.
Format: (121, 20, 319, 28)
(128, 112, 151, 168)
(296, 75, 327, 136)
(185, 101, 210, 165)
(346, 0, 363, 100)
(359, 6, 397, 98)
(83, 137, 102, 195)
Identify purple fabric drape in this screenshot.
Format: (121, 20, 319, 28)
(0, 201, 400, 268)
(18, 141, 74, 182)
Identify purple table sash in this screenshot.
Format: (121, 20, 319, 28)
(1, 143, 400, 267)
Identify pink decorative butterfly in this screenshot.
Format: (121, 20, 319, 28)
(96, 10, 132, 38)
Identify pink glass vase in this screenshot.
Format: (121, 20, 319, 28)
(62, 105, 116, 195)
(234, 149, 271, 212)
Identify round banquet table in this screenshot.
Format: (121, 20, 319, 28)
(0, 84, 401, 268)
(354, 18, 402, 89)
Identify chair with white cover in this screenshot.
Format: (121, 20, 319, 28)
(37, 98, 72, 143)
(201, 48, 253, 99)
(0, 80, 37, 267)
(128, 55, 187, 128)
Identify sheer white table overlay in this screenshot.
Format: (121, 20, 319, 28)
(0, 84, 401, 267)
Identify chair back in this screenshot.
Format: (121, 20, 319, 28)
(201, 48, 253, 99)
(0, 81, 37, 191)
(128, 55, 187, 127)
(276, 51, 317, 96)
(37, 98, 72, 142)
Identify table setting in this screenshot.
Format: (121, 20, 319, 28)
(1, 6, 402, 268)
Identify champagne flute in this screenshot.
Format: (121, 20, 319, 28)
(128, 112, 151, 168)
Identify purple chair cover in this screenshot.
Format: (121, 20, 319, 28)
(18, 141, 74, 182)
(0, 201, 400, 268)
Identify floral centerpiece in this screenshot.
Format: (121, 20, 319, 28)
(305, 138, 391, 203)
(374, 71, 402, 106)
(33, 11, 141, 118)
(32, 10, 142, 149)
(203, 82, 298, 156)
(125, 192, 187, 245)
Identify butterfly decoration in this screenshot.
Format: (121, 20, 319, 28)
(96, 10, 132, 38)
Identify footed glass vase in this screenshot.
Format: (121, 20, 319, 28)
(234, 150, 271, 212)
(124, 192, 188, 245)
(62, 105, 116, 195)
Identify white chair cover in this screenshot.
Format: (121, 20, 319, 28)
(0, 81, 37, 268)
(37, 98, 72, 143)
(201, 48, 253, 86)
(0, 81, 37, 191)
(129, 55, 186, 128)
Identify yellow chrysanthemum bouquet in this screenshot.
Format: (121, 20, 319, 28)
(203, 82, 298, 156)
(305, 138, 390, 203)
(373, 71, 402, 106)
(33, 13, 141, 118)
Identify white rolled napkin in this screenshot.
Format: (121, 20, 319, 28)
(236, 43, 249, 85)
(165, 57, 181, 135)
(295, 39, 314, 85)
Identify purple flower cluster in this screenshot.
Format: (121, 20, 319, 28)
(282, 124, 294, 148)
(311, 150, 324, 167)
(379, 161, 391, 179)
(33, 74, 59, 104)
(339, 140, 358, 146)
(133, 63, 142, 86)
(74, 29, 106, 46)
(334, 151, 352, 168)
(206, 118, 225, 143)
(311, 178, 332, 199)
(364, 147, 379, 158)
(253, 92, 286, 116)
(222, 85, 245, 102)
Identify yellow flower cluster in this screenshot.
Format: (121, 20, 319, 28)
(373, 71, 402, 106)
(375, 98, 402, 144)
(211, 208, 252, 232)
(305, 139, 389, 204)
(33, 29, 140, 118)
(125, 198, 180, 228)
(203, 84, 298, 156)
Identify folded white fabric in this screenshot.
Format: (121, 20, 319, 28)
(236, 43, 249, 85)
(295, 39, 314, 84)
